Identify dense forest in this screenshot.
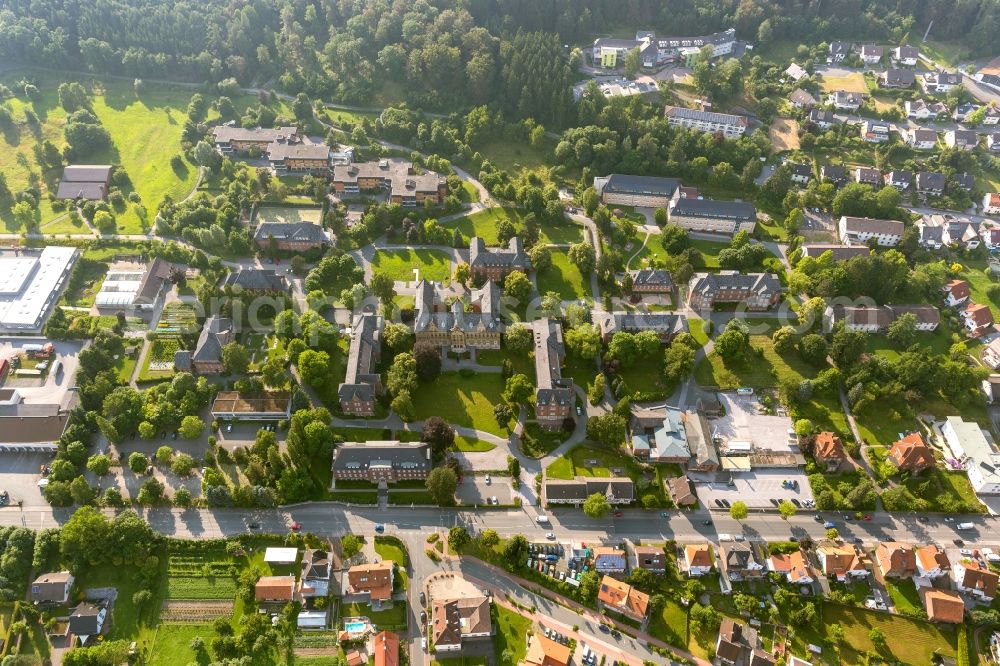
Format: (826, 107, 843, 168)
(1, 0, 997, 122)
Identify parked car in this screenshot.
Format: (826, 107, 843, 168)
(612, 510, 623, 517)
(419, 592, 426, 606)
(546, 532, 555, 540)
(374, 523, 385, 533)
(290, 522, 302, 532)
(420, 611, 427, 624)
(598, 624, 610, 633)
(485, 474, 491, 485)
(247, 521, 260, 530)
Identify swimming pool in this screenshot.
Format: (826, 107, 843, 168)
(344, 621, 366, 633)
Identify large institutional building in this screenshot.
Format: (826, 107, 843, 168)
(0, 246, 79, 333)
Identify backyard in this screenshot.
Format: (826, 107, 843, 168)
(820, 72, 869, 94)
(371, 248, 452, 281)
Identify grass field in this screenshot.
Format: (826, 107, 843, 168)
(647, 597, 689, 652)
(546, 445, 640, 480)
(255, 205, 323, 225)
(412, 372, 506, 436)
(453, 435, 497, 452)
(885, 578, 923, 617)
(823, 603, 957, 664)
(371, 249, 451, 281)
(536, 250, 589, 300)
(689, 238, 727, 270)
(147, 623, 216, 666)
(0, 72, 200, 233)
(820, 72, 869, 94)
(441, 207, 582, 246)
(769, 117, 801, 153)
(494, 605, 532, 664)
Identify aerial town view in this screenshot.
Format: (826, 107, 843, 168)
(6, 1, 1000, 665)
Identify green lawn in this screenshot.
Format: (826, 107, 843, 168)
(147, 623, 216, 666)
(371, 248, 451, 281)
(536, 250, 589, 300)
(411, 372, 506, 436)
(885, 579, 924, 617)
(453, 435, 497, 452)
(647, 597, 689, 651)
(476, 138, 552, 172)
(441, 207, 581, 246)
(76, 558, 167, 640)
(374, 537, 409, 590)
(494, 605, 532, 664)
(545, 445, 667, 506)
(342, 601, 407, 631)
(613, 353, 671, 399)
(459, 181, 481, 203)
(689, 238, 727, 270)
(823, 603, 957, 664)
(957, 258, 1000, 321)
(695, 331, 812, 389)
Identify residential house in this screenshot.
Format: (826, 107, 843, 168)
(880, 69, 915, 89)
(69, 602, 107, 644)
(56, 165, 113, 200)
(431, 594, 492, 653)
(331, 159, 447, 206)
(790, 163, 812, 184)
(860, 120, 892, 142)
(300, 550, 331, 598)
(544, 477, 634, 505)
(860, 44, 884, 65)
(888, 432, 937, 475)
(809, 431, 848, 472)
(893, 45, 919, 66)
(594, 547, 627, 574)
(941, 415, 1000, 495)
(916, 171, 946, 196)
(768, 551, 813, 585)
(594, 174, 681, 208)
(785, 63, 808, 82)
(906, 99, 947, 120)
(828, 42, 851, 63)
(986, 106, 1000, 125)
(788, 88, 817, 109)
(944, 279, 971, 307)
(984, 225, 1000, 251)
(820, 165, 847, 185)
(884, 170, 912, 189)
(719, 541, 767, 581)
(939, 215, 982, 250)
(988, 134, 1000, 152)
(338, 314, 384, 417)
(629, 406, 697, 463)
(663, 106, 749, 138)
(952, 559, 999, 602)
(875, 542, 916, 579)
(254, 221, 329, 252)
(346, 561, 394, 602)
(905, 128, 939, 150)
(816, 540, 869, 581)
(982, 375, 1000, 404)
(413, 280, 504, 353)
(523, 634, 571, 666)
(373, 631, 400, 666)
(922, 71, 962, 93)
(632, 546, 667, 574)
(983, 193, 1000, 216)
(31, 571, 73, 604)
(666, 476, 697, 506)
(255, 575, 297, 602)
(921, 588, 966, 624)
(667, 196, 758, 235)
(799, 244, 870, 261)
(630, 268, 675, 295)
(532, 318, 574, 430)
(838, 216, 903, 246)
(823, 304, 940, 334)
(915, 545, 951, 578)
(468, 236, 531, 281)
(945, 129, 980, 150)
(687, 271, 783, 311)
(954, 102, 981, 123)
(918, 222, 945, 249)
(683, 544, 713, 577)
(808, 108, 838, 129)
(597, 576, 650, 622)
(716, 619, 776, 666)
(853, 167, 883, 187)
(829, 91, 864, 110)
(963, 302, 995, 337)
(600, 312, 686, 343)
(190, 316, 233, 374)
(331, 442, 431, 486)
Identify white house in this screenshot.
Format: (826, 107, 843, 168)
(943, 279, 971, 307)
(860, 44, 884, 65)
(984, 193, 1000, 216)
(952, 559, 998, 602)
(860, 120, 891, 143)
(785, 63, 808, 82)
(893, 45, 919, 66)
(942, 415, 1000, 496)
(984, 338, 1000, 370)
(906, 128, 938, 150)
(838, 216, 903, 246)
(945, 129, 980, 150)
(915, 545, 951, 579)
(905, 99, 946, 120)
(684, 544, 713, 577)
(829, 91, 863, 111)
(921, 71, 961, 93)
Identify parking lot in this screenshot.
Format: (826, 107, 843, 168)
(456, 474, 513, 507)
(712, 393, 798, 454)
(0, 338, 83, 406)
(693, 468, 815, 510)
(0, 449, 56, 508)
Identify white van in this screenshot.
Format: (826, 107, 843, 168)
(718, 533, 733, 541)
(536, 515, 550, 524)
(957, 522, 975, 530)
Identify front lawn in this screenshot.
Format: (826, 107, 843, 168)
(647, 597, 689, 651)
(536, 250, 589, 300)
(371, 248, 451, 281)
(411, 372, 506, 436)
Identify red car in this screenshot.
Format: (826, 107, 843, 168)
(290, 521, 302, 532)
(613, 510, 623, 517)
(862, 515, 873, 521)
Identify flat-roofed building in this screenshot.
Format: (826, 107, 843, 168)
(668, 196, 757, 235)
(0, 246, 79, 333)
(331, 441, 432, 486)
(593, 174, 680, 208)
(942, 415, 1000, 495)
(664, 106, 749, 138)
(94, 257, 173, 312)
(211, 391, 291, 421)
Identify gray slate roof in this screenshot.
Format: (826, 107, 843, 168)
(192, 316, 233, 363)
(338, 314, 383, 403)
(669, 198, 757, 222)
(332, 441, 430, 474)
(599, 174, 680, 198)
(545, 477, 635, 502)
(413, 280, 504, 335)
(630, 269, 674, 290)
(222, 269, 288, 292)
(254, 221, 327, 243)
(468, 236, 531, 271)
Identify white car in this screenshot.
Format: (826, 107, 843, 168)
(421, 638, 427, 651)
(960, 549, 973, 556)
(545, 532, 555, 540)
(485, 474, 491, 485)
